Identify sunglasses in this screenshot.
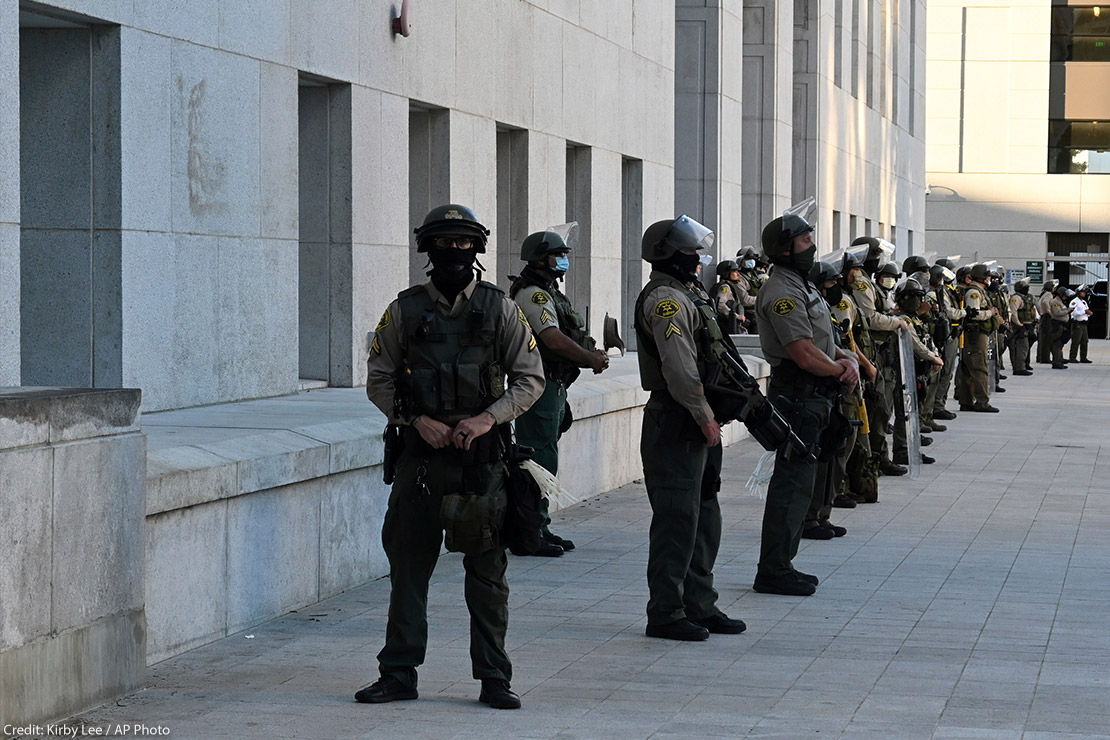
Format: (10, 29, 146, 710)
(433, 236, 475, 249)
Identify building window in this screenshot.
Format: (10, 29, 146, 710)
(1050, 5, 1110, 62)
(1048, 119, 1110, 173)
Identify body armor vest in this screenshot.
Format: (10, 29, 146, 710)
(397, 282, 506, 423)
(1018, 293, 1036, 323)
(509, 271, 593, 380)
(634, 274, 725, 391)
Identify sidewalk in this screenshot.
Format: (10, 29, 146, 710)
(61, 343, 1110, 740)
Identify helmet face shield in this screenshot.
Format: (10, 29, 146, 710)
(545, 222, 579, 253)
(669, 215, 715, 252)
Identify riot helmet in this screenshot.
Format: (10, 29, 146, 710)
(716, 259, 740, 278)
(760, 214, 814, 258)
(809, 260, 840, 286)
(935, 256, 959, 271)
(929, 263, 955, 285)
(1014, 277, 1031, 295)
(970, 263, 991, 283)
(641, 215, 715, 262)
(520, 227, 572, 263)
(1055, 284, 1070, 298)
(956, 266, 973, 284)
(414, 204, 490, 253)
(1042, 279, 1060, 294)
(903, 255, 930, 275)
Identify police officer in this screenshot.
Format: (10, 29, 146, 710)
(360, 204, 544, 709)
(635, 215, 746, 640)
(1036, 280, 1060, 364)
(1009, 278, 1036, 375)
(735, 246, 764, 332)
(1048, 284, 1072, 369)
(955, 264, 1000, 412)
(891, 277, 942, 466)
(510, 227, 609, 556)
(849, 237, 910, 477)
(931, 258, 965, 420)
(755, 213, 859, 595)
(1069, 285, 1093, 363)
(710, 259, 746, 334)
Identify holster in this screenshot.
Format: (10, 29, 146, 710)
(383, 424, 404, 484)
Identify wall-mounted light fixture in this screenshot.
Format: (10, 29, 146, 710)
(392, 0, 411, 37)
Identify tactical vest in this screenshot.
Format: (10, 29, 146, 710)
(634, 274, 726, 391)
(509, 275, 593, 378)
(1017, 293, 1036, 323)
(397, 282, 507, 423)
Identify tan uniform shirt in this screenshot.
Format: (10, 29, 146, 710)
(711, 281, 742, 321)
(735, 275, 758, 308)
(962, 283, 994, 325)
(1049, 297, 1071, 321)
(1037, 292, 1053, 317)
(366, 279, 545, 425)
(1009, 294, 1025, 324)
(851, 274, 903, 334)
(895, 315, 941, 363)
(638, 271, 715, 426)
(756, 265, 838, 367)
(515, 284, 561, 337)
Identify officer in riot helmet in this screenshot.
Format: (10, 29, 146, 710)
(510, 225, 609, 557)
(710, 259, 747, 334)
(360, 204, 544, 709)
(635, 215, 747, 641)
(753, 209, 860, 595)
(1009, 277, 1036, 375)
(954, 263, 999, 411)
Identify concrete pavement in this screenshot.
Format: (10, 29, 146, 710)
(50, 342, 1110, 739)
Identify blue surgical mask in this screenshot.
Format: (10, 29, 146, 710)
(743, 259, 756, 269)
(553, 255, 570, 274)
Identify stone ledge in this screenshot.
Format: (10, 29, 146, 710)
(0, 387, 141, 449)
(143, 353, 770, 517)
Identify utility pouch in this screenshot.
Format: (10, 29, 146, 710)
(441, 490, 501, 556)
(818, 403, 856, 462)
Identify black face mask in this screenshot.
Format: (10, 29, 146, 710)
(823, 284, 844, 306)
(428, 246, 477, 298)
(658, 250, 701, 283)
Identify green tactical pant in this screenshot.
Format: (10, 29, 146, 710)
(758, 376, 833, 580)
(1037, 317, 1051, 363)
(1070, 322, 1089, 361)
(641, 398, 723, 625)
(934, 334, 959, 413)
(1050, 321, 1067, 365)
(956, 331, 990, 407)
(514, 379, 567, 534)
(378, 445, 510, 689)
(1010, 330, 1030, 371)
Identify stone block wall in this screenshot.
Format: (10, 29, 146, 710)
(0, 388, 146, 727)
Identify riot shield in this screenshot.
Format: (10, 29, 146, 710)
(897, 326, 922, 480)
(987, 333, 997, 393)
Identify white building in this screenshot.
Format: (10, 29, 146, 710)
(926, 0, 1110, 338)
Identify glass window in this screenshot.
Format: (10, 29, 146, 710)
(1051, 6, 1110, 61)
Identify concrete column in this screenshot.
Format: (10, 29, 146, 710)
(0, 2, 19, 386)
(0, 388, 145, 727)
(743, 0, 796, 243)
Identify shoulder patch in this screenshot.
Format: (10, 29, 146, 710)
(665, 322, 682, 339)
(855, 283, 868, 292)
(654, 299, 681, 318)
(531, 291, 549, 305)
(772, 298, 797, 316)
(540, 308, 556, 326)
(375, 309, 391, 332)
(835, 299, 850, 311)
